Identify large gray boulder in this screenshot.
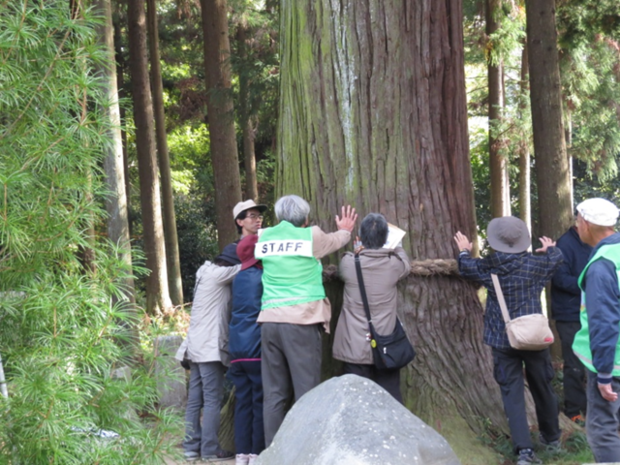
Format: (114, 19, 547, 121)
(257, 374, 461, 465)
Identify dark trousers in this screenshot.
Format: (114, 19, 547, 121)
(556, 320, 587, 417)
(261, 323, 322, 446)
(492, 347, 561, 452)
(228, 360, 265, 455)
(342, 362, 402, 403)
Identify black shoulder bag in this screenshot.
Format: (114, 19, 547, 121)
(354, 254, 415, 370)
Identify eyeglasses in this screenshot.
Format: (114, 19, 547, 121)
(246, 214, 263, 220)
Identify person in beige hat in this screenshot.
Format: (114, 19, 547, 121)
(454, 217, 563, 465)
(571, 198, 620, 463)
(233, 200, 267, 239)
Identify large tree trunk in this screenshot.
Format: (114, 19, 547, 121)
(200, 0, 242, 250)
(127, 0, 172, 315)
(94, 0, 140, 353)
(146, 0, 184, 306)
(237, 26, 259, 201)
(487, 0, 510, 218)
(525, 0, 573, 238)
(278, 0, 507, 454)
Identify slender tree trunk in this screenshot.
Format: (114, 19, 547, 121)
(126, 0, 172, 315)
(565, 107, 574, 209)
(113, 16, 132, 236)
(93, 0, 140, 353)
(146, 0, 184, 306)
(525, 0, 573, 238)
(200, 0, 242, 249)
(237, 26, 259, 201)
(487, 0, 510, 218)
(278, 0, 508, 453)
(518, 44, 532, 235)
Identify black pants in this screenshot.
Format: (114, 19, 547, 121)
(556, 320, 587, 417)
(492, 347, 561, 452)
(342, 362, 402, 404)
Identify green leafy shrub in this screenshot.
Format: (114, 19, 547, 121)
(0, 1, 181, 463)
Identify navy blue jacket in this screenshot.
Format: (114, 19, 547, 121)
(581, 232, 620, 379)
(551, 227, 592, 322)
(458, 247, 563, 349)
(229, 266, 263, 362)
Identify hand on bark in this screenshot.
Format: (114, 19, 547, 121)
(335, 205, 357, 233)
(535, 236, 556, 253)
(598, 382, 618, 402)
(454, 231, 472, 252)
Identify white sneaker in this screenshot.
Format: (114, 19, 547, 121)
(235, 453, 250, 465)
(248, 454, 258, 465)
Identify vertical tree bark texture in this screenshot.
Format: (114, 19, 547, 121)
(278, 0, 507, 438)
(94, 0, 140, 352)
(127, 0, 172, 315)
(525, 0, 573, 238)
(518, 45, 532, 235)
(238, 27, 259, 201)
(113, 18, 132, 233)
(200, 0, 242, 249)
(146, 0, 184, 306)
(487, 0, 510, 218)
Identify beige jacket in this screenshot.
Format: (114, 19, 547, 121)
(257, 225, 350, 332)
(332, 247, 410, 364)
(175, 261, 241, 365)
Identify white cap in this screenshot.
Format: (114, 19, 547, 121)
(233, 199, 267, 219)
(576, 198, 619, 227)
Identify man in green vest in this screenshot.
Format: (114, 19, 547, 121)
(255, 195, 357, 446)
(572, 197, 620, 463)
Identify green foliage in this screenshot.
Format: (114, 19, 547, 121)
(0, 2, 181, 462)
(175, 194, 219, 300)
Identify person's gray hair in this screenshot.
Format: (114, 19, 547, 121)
(275, 195, 311, 227)
(360, 213, 388, 249)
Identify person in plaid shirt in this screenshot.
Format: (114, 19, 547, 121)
(454, 216, 563, 465)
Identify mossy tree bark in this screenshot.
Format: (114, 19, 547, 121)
(278, 0, 508, 436)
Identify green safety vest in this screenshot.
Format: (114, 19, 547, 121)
(256, 221, 325, 310)
(572, 242, 620, 375)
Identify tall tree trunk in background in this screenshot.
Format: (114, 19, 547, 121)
(200, 0, 242, 249)
(237, 26, 258, 201)
(278, 0, 508, 455)
(487, 0, 510, 218)
(525, 0, 573, 238)
(94, 0, 139, 353)
(518, 44, 532, 234)
(70, 0, 97, 273)
(113, 16, 132, 233)
(146, 0, 184, 306)
(127, 0, 172, 315)
(565, 107, 574, 206)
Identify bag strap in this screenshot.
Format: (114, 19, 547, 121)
(491, 273, 511, 324)
(354, 254, 374, 328)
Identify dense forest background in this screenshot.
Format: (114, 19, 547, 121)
(1, 0, 620, 463)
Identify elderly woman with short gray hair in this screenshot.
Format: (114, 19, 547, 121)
(333, 213, 411, 402)
(256, 194, 357, 446)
